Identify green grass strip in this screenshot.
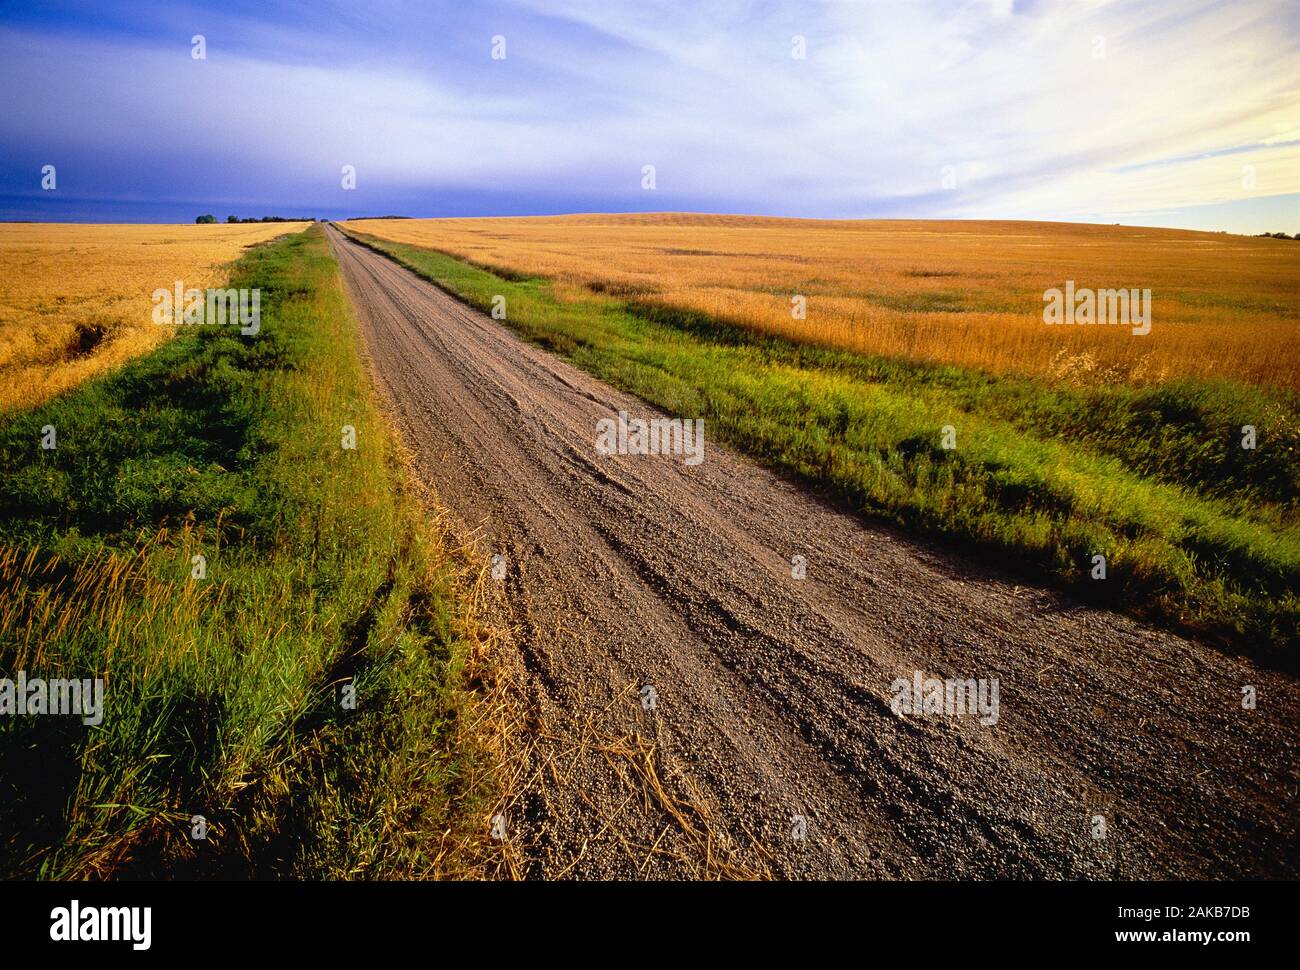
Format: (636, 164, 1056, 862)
(0, 225, 487, 878)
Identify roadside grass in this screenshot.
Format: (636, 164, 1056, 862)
(340, 228, 1300, 665)
(0, 225, 496, 878)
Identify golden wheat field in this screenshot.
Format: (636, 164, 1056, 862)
(352, 214, 1300, 390)
(0, 222, 310, 412)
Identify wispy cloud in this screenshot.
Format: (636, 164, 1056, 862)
(0, 0, 1296, 229)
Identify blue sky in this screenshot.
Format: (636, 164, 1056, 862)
(1, 0, 1297, 231)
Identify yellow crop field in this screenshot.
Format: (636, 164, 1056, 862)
(0, 222, 309, 412)
(351, 214, 1300, 390)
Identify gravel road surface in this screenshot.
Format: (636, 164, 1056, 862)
(327, 223, 1298, 880)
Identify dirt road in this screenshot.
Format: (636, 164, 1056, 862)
(326, 224, 1299, 880)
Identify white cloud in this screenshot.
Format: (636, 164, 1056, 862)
(1, 0, 1296, 225)
(508, 0, 1300, 218)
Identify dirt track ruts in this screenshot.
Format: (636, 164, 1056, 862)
(326, 223, 1299, 880)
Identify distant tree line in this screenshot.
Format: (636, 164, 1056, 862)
(195, 214, 316, 224)
(1256, 231, 1299, 240)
